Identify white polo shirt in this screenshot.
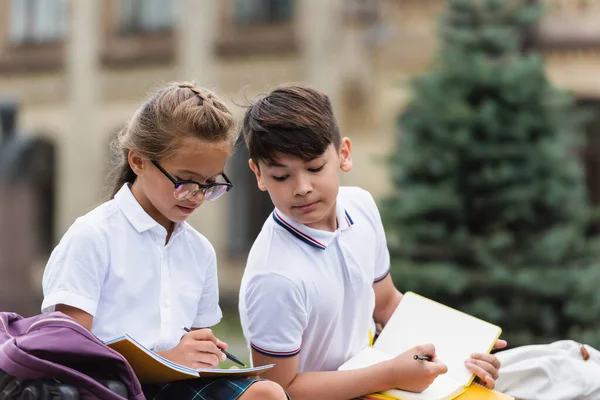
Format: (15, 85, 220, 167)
(239, 186, 390, 373)
(42, 184, 222, 351)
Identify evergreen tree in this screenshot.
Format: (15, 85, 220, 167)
(382, 0, 599, 348)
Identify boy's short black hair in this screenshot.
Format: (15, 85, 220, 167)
(241, 85, 341, 166)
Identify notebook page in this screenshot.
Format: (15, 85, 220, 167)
(339, 347, 462, 400)
(197, 364, 275, 378)
(106, 334, 197, 374)
(104, 334, 200, 383)
(374, 292, 501, 386)
(338, 347, 393, 371)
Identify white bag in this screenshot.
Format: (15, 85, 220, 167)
(495, 340, 600, 400)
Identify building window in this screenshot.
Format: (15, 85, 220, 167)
(118, 0, 178, 36)
(101, 0, 177, 67)
(9, 0, 67, 45)
(234, 0, 294, 26)
(0, 0, 66, 73)
(535, 0, 600, 50)
(216, 0, 298, 57)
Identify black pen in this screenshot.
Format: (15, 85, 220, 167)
(183, 327, 246, 367)
(413, 354, 432, 361)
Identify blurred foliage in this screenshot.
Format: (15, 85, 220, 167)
(382, 0, 600, 348)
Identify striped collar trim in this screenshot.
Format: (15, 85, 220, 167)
(344, 210, 354, 227)
(272, 205, 354, 250)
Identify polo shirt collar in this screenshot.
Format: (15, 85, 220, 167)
(272, 198, 354, 251)
(114, 184, 186, 237)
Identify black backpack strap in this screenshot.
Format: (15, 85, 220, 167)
(0, 369, 80, 400)
(0, 368, 24, 400)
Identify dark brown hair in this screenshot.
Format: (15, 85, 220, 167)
(108, 81, 235, 197)
(241, 85, 341, 166)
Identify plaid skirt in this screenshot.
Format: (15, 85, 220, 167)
(142, 377, 274, 400)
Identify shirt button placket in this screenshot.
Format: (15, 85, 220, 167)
(157, 249, 173, 350)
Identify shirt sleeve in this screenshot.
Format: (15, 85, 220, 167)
(366, 190, 391, 283)
(192, 245, 223, 328)
(41, 221, 108, 316)
(244, 273, 307, 357)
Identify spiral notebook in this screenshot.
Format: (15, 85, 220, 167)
(339, 292, 512, 400)
(105, 334, 274, 384)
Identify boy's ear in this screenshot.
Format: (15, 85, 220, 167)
(128, 150, 145, 176)
(339, 137, 353, 172)
(248, 159, 267, 191)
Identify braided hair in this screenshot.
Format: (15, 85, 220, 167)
(107, 81, 236, 198)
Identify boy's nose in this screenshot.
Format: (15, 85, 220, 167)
(293, 177, 313, 196)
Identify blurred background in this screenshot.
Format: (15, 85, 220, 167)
(1, 0, 600, 357)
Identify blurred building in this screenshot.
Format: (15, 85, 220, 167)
(0, 0, 599, 312)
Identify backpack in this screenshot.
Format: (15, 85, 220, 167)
(0, 311, 144, 400)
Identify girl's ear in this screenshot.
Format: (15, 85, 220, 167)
(128, 150, 145, 176)
(339, 137, 353, 172)
(248, 159, 267, 191)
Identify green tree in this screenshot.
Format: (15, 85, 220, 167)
(382, 0, 599, 348)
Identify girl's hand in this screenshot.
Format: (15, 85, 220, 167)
(466, 339, 507, 389)
(160, 328, 227, 370)
(384, 344, 448, 393)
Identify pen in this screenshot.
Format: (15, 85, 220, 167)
(413, 354, 432, 361)
(183, 327, 246, 367)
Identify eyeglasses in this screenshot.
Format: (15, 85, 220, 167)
(151, 160, 233, 201)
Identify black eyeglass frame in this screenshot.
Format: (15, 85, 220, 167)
(151, 160, 233, 200)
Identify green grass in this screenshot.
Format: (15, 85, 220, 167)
(211, 310, 245, 341)
(211, 311, 251, 367)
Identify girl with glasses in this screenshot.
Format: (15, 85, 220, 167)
(41, 81, 287, 400)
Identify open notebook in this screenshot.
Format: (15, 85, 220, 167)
(105, 335, 274, 384)
(339, 292, 511, 400)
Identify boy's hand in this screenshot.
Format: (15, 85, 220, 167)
(466, 339, 507, 389)
(385, 344, 448, 393)
(160, 328, 227, 370)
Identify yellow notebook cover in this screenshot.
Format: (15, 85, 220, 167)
(105, 334, 273, 384)
(454, 383, 514, 400)
(365, 384, 513, 400)
(339, 292, 506, 400)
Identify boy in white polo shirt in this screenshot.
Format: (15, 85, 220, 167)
(238, 85, 507, 399)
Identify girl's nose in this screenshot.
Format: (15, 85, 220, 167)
(189, 188, 206, 204)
